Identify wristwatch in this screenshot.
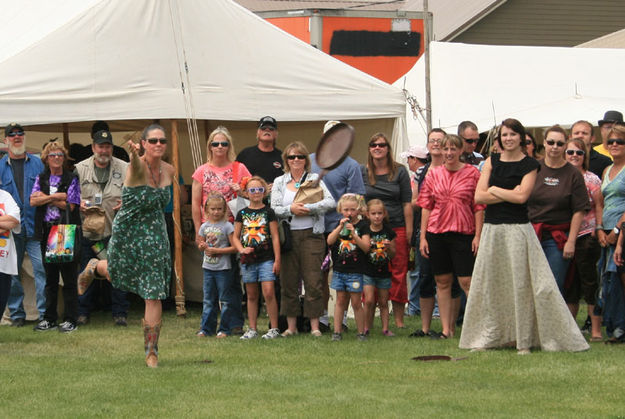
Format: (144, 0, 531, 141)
(613, 226, 621, 236)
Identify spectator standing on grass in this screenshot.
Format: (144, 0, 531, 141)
(311, 120, 366, 332)
(460, 118, 589, 354)
(236, 116, 283, 190)
(31, 142, 81, 333)
(0, 190, 21, 316)
(361, 133, 412, 329)
(0, 123, 46, 327)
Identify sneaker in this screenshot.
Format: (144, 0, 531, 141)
(78, 258, 99, 295)
(580, 316, 592, 335)
(262, 328, 281, 339)
(76, 315, 89, 326)
(331, 332, 342, 341)
(356, 333, 368, 341)
(382, 330, 395, 337)
(58, 321, 77, 333)
(11, 318, 25, 327)
(113, 316, 127, 327)
(34, 320, 57, 331)
(240, 329, 258, 340)
(196, 330, 208, 337)
(216, 332, 228, 339)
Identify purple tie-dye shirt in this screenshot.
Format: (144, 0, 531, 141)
(31, 174, 81, 222)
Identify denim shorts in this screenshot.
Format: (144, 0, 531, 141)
(331, 271, 363, 293)
(363, 275, 391, 290)
(241, 260, 275, 283)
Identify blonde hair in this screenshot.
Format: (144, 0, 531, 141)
(206, 126, 236, 163)
(282, 141, 311, 173)
(337, 193, 366, 215)
(41, 141, 68, 166)
(203, 192, 227, 221)
(366, 199, 389, 222)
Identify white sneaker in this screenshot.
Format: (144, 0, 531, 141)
(262, 328, 280, 339)
(240, 329, 258, 340)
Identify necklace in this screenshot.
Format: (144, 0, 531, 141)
(146, 160, 162, 187)
(293, 171, 305, 189)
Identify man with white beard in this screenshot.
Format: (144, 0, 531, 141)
(0, 123, 46, 327)
(75, 129, 129, 326)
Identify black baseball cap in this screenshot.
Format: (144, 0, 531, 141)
(5, 123, 24, 137)
(93, 130, 113, 145)
(258, 116, 277, 129)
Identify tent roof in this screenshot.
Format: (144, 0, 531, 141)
(0, 0, 405, 127)
(395, 41, 625, 145)
(577, 28, 625, 49)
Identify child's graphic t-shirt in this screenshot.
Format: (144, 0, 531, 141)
(330, 219, 370, 274)
(235, 206, 277, 265)
(198, 220, 234, 270)
(365, 223, 396, 278)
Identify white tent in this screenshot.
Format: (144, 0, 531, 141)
(0, 0, 407, 157)
(396, 41, 625, 145)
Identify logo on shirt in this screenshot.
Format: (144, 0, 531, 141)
(273, 161, 282, 169)
(543, 177, 560, 187)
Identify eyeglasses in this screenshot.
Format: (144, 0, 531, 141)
(146, 138, 167, 145)
(565, 149, 585, 156)
(7, 131, 24, 137)
(525, 140, 533, 145)
(48, 152, 64, 158)
(428, 138, 442, 144)
(545, 139, 565, 147)
(287, 154, 306, 160)
(607, 138, 625, 146)
(211, 141, 229, 147)
(260, 126, 276, 131)
(248, 187, 265, 194)
(369, 142, 389, 148)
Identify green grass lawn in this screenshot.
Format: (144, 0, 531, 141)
(2, 305, 624, 418)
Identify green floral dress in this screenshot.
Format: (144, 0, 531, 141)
(109, 185, 171, 300)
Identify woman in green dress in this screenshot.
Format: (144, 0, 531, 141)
(108, 124, 175, 368)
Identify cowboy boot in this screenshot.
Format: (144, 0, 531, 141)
(77, 258, 99, 295)
(143, 319, 162, 368)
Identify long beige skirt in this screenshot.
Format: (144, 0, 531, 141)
(459, 223, 589, 352)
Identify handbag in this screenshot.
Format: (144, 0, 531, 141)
(293, 173, 324, 204)
(278, 218, 293, 253)
(82, 206, 106, 236)
(45, 205, 79, 264)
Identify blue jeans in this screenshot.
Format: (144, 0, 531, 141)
(541, 238, 570, 295)
(7, 234, 46, 321)
(78, 236, 129, 318)
(200, 269, 235, 335)
(407, 263, 421, 315)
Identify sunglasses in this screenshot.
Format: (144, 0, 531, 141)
(146, 138, 167, 145)
(48, 152, 64, 158)
(260, 126, 276, 131)
(545, 140, 565, 147)
(369, 142, 389, 148)
(463, 139, 477, 144)
(565, 149, 585, 156)
(607, 138, 625, 146)
(211, 141, 229, 147)
(287, 154, 306, 160)
(248, 187, 265, 194)
(7, 131, 24, 137)
(525, 140, 533, 145)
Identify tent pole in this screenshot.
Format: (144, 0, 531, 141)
(171, 120, 186, 317)
(424, 0, 432, 132)
(62, 123, 70, 150)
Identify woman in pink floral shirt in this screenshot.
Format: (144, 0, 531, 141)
(417, 134, 485, 339)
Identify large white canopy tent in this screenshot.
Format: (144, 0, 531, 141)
(0, 0, 408, 307)
(0, 0, 408, 164)
(396, 41, 625, 146)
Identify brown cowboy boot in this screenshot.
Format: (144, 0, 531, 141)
(142, 319, 162, 368)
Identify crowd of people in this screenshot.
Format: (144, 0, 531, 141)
(2, 111, 625, 367)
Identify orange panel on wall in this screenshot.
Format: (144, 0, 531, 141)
(266, 17, 310, 43)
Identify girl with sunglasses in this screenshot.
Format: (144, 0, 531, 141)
(563, 138, 603, 341)
(528, 125, 589, 296)
(233, 176, 281, 340)
(271, 141, 335, 337)
(362, 133, 412, 328)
